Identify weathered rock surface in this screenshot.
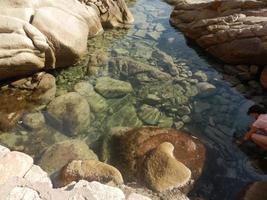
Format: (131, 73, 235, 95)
(46, 92, 90, 136)
(143, 142, 191, 192)
(170, 0, 267, 65)
(95, 77, 133, 98)
(107, 127, 206, 192)
(24, 165, 52, 187)
(59, 160, 123, 187)
(0, 144, 151, 200)
(0, 151, 33, 185)
(0, 178, 126, 200)
(38, 140, 98, 175)
(0, 0, 134, 80)
(22, 112, 46, 130)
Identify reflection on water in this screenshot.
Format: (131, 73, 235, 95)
(1, 0, 267, 199)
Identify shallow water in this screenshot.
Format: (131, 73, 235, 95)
(1, 0, 267, 199)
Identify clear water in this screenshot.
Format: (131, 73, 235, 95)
(1, 0, 267, 199)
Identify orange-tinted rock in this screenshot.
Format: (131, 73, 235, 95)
(109, 127, 206, 191)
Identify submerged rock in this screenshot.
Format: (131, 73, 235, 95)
(143, 142, 191, 192)
(22, 112, 46, 130)
(109, 57, 172, 83)
(95, 77, 133, 98)
(30, 73, 56, 104)
(196, 82, 216, 96)
(59, 160, 123, 187)
(138, 105, 161, 125)
(38, 140, 98, 175)
(108, 127, 206, 193)
(46, 92, 90, 136)
(107, 96, 142, 128)
(74, 81, 108, 113)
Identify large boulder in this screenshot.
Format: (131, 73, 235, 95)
(0, 15, 51, 79)
(0, 0, 134, 80)
(170, 0, 267, 65)
(46, 92, 90, 136)
(107, 127, 206, 193)
(38, 140, 98, 175)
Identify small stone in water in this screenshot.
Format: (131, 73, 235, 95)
(181, 115, 191, 123)
(174, 121, 184, 130)
(193, 71, 208, 82)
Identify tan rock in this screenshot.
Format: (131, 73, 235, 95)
(143, 142, 191, 192)
(38, 140, 98, 175)
(170, 0, 267, 65)
(0, 0, 134, 80)
(46, 92, 90, 136)
(59, 160, 123, 187)
(0, 151, 33, 184)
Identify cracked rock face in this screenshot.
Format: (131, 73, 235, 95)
(170, 0, 267, 65)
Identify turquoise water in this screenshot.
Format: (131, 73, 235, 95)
(0, 0, 267, 199)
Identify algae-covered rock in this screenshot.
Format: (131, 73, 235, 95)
(38, 140, 98, 175)
(144, 142, 191, 192)
(95, 77, 133, 98)
(138, 105, 161, 125)
(106, 96, 142, 128)
(59, 160, 123, 187)
(46, 92, 90, 136)
(107, 104, 142, 128)
(74, 81, 108, 113)
(158, 115, 173, 128)
(22, 112, 46, 130)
